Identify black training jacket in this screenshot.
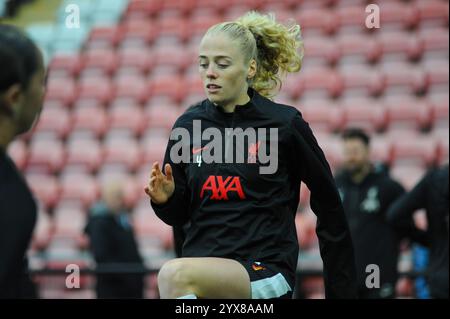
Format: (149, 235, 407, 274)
(0, 148, 37, 298)
(387, 165, 449, 299)
(151, 88, 358, 298)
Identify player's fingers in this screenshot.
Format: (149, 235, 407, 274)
(165, 164, 173, 181)
(154, 162, 164, 178)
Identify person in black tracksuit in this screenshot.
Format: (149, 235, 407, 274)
(387, 164, 449, 299)
(144, 12, 357, 299)
(85, 183, 145, 299)
(0, 25, 46, 298)
(335, 128, 428, 299)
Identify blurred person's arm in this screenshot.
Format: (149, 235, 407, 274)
(386, 172, 431, 246)
(384, 180, 429, 246)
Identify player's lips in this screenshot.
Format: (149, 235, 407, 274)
(206, 84, 221, 93)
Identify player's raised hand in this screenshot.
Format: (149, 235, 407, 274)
(144, 162, 175, 205)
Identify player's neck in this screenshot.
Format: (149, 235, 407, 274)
(350, 163, 371, 184)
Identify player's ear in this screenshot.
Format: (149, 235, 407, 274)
(0, 84, 24, 117)
(247, 59, 257, 80)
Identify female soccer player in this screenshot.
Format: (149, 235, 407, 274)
(0, 24, 46, 298)
(145, 11, 357, 299)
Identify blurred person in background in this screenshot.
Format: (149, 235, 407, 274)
(0, 23, 46, 298)
(335, 128, 429, 299)
(145, 11, 357, 299)
(387, 164, 449, 299)
(84, 181, 145, 299)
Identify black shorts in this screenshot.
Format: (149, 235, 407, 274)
(238, 261, 293, 299)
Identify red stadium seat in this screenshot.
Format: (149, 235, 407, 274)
(44, 78, 77, 107)
(437, 138, 449, 166)
(296, 8, 337, 36)
(81, 49, 118, 76)
(152, 44, 188, 70)
(389, 132, 438, 168)
(370, 135, 392, 165)
(141, 135, 169, 165)
(380, 62, 427, 96)
(415, 0, 449, 28)
(148, 74, 185, 104)
(428, 92, 449, 129)
(223, 3, 255, 21)
(119, 19, 156, 47)
(339, 65, 384, 98)
(384, 97, 433, 132)
(33, 107, 72, 139)
(376, 31, 424, 62)
(424, 60, 450, 93)
(48, 54, 82, 78)
(53, 202, 87, 238)
(299, 182, 311, 209)
(108, 104, 146, 137)
(71, 104, 108, 138)
(77, 78, 113, 105)
(117, 47, 153, 74)
(103, 137, 142, 172)
(340, 98, 388, 133)
(148, 64, 180, 81)
(59, 173, 100, 208)
(132, 203, 173, 247)
(26, 174, 61, 209)
(160, 0, 197, 15)
(145, 103, 181, 131)
(30, 208, 53, 252)
(196, 0, 244, 11)
(292, 67, 343, 99)
(27, 138, 65, 174)
(156, 16, 188, 42)
(125, 0, 162, 17)
(113, 74, 148, 104)
(301, 102, 344, 133)
(431, 127, 449, 165)
(86, 25, 122, 49)
(378, 2, 420, 30)
(180, 92, 206, 110)
(65, 137, 103, 174)
(7, 139, 28, 170)
(188, 10, 222, 39)
(334, 5, 368, 34)
(315, 135, 343, 171)
(303, 36, 340, 66)
(336, 33, 382, 65)
(295, 209, 318, 250)
(419, 27, 449, 60)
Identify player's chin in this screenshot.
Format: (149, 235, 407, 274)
(206, 94, 222, 105)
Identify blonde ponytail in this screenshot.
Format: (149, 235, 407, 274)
(236, 11, 303, 98)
